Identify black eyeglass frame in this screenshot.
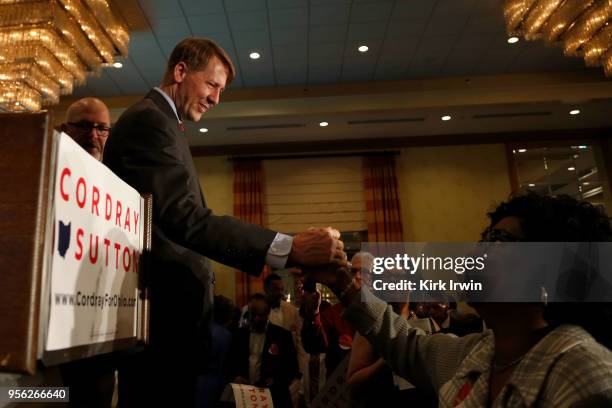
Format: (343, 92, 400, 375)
(67, 120, 111, 135)
(480, 227, 524, 243)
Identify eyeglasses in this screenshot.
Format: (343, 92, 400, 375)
(480, 227, 523, 242)
(67, 121, 111, 136)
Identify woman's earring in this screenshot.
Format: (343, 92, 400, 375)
(540, 286, 548, 306)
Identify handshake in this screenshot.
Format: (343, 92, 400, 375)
(287, 227, 361, 305)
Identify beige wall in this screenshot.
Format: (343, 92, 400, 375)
(194, 144, 512, 301)
(397, 144, 511, 242)
(193, 156, 236, 300)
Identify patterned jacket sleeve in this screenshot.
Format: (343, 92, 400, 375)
(342, 290, 486, 392)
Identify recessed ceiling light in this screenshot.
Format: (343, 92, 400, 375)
(528, 183, 535, 187)
(569, 109, 581, 115)
(319, 121, 329, 127)
(578, 145, 588, 149)
(518, 148, 527, 153)
(199, 128, 208, 133)
(507, 36, 519, 44)
(112, 62, 123, 68)
(441, 115, 451, 121)
(568, 166, 576, 171)
(249, 52, 260, 60)
(358, 45, 369, 53)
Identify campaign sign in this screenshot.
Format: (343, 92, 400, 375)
(220, 384, 274, 408)
(45, 134, 143, 351)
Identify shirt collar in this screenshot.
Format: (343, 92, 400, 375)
(153, 87, 181, 124)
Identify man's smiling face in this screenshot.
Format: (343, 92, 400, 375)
(175, 55, 227, 122)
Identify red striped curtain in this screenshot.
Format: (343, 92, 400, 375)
(233, 159, 268, 307)
(363, 154, 404, 242)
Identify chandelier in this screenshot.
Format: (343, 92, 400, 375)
(504, 0, 612, 76)
(0, 0, 129, 112)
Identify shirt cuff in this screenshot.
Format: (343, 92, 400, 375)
(265, 233, 293, 270)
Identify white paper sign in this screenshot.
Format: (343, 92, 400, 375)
(45, 134, 143, 351)
(224, 384, 274, 408)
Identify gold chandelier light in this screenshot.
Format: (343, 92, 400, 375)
(0, 0, 129, 112)
(504, 0, 612, 76)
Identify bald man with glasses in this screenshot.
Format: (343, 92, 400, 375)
(60, 97, 111, 161)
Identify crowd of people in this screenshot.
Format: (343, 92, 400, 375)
(191, 268, 488, 407)
(53, 36, 612, 407)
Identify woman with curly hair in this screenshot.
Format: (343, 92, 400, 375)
(302, 193, 612, 407)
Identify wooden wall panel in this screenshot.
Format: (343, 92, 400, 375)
(0, 113, 53, 374)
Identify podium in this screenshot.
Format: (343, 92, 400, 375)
(0, 112, 151, 375)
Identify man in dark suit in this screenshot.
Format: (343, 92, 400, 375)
(230, 294, 299, 408)
(102, 37, 345, 406)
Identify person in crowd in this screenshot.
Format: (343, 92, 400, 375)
(414, 301, 449, 326)
(411, 301, 449, 332)
(302, 193, 612, 407)
(60, 97, 111, 161)
(301, 252, 373, 377)
(263, 273, 305, 407)
(197, 295, 239, 408)
(348, 331, 438, 408)
(230, 293, 299, 408)
(58, 96, 115, 408)
(411, 300, 484, 336)
(265, 273, 301, 335)
(440, 302, 485, 337)
(297, 280, 331, 403)
(102, 37, 346, 406)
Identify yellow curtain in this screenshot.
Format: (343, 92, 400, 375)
(233, 159, 268, 307)
(363, 154, 403, 242)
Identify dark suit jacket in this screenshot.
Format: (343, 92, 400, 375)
(103, 90, 277, 364)
(230, 323, 299, 407)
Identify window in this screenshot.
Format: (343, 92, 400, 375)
(511, 144, 612, 213)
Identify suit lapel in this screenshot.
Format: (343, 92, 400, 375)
(146, 90, 184, 136)
(145, 89, 207, 208)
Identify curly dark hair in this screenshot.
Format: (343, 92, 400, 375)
(484, 192, 612, 242)
(484, 192, 612, 349)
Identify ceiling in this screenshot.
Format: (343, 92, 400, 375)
(56, 0, 612, 149)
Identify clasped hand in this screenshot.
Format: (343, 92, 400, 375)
(288, 226, 347, 266)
